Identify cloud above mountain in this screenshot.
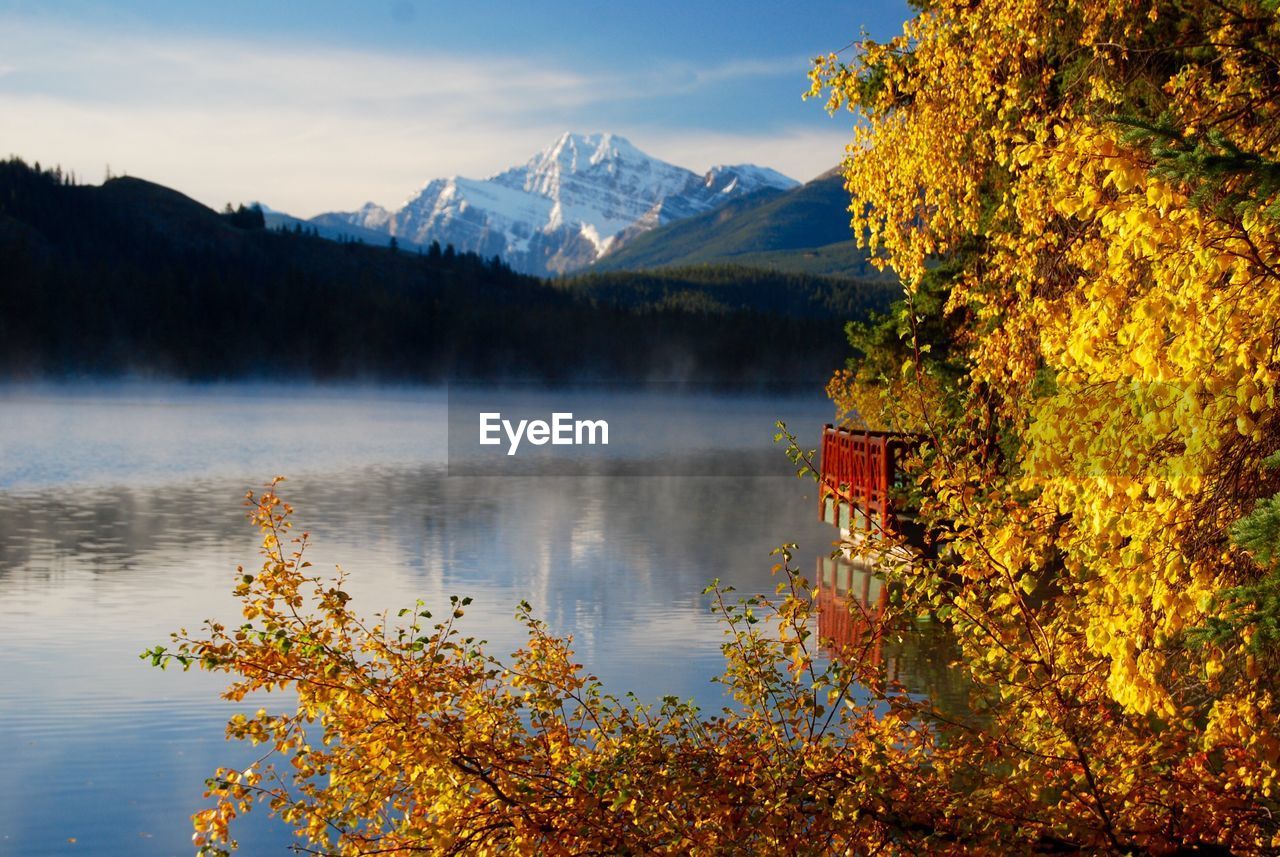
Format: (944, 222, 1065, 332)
(0, 13, 853, 216)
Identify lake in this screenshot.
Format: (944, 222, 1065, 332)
(0, 383, 844, 855)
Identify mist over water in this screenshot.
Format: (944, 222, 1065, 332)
(0, 382, 838, 855)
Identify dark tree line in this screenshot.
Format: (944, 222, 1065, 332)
(221, 202, 266, 230)
(558, 265, 897, 319)
(0, 158, 883, 385)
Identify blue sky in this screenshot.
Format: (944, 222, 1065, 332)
(0, 1, 910, 216)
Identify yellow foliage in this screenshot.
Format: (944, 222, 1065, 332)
(165, 488, 954, 855)
(815, 0, 1280, 850)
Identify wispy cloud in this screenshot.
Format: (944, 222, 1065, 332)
(666, 56, 817, 89)
(0, 16, 848, 215)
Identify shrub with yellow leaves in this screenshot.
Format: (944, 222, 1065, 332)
(150, 482, 957, 856)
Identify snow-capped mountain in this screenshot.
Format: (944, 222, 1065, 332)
(315, 133, 797, 276)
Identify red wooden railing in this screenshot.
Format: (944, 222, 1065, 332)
(818, 425, 913, 534)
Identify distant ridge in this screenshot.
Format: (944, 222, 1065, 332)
(256, 203, 419, 251)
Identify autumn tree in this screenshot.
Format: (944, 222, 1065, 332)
(813, 0, 1280, 849)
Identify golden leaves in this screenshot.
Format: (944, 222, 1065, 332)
(161, 487, 961, 855)
(808, 0, 1280, 847)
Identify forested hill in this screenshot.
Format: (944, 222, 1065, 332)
(588, 170, 889, 279)
(0, 158, 893, 384)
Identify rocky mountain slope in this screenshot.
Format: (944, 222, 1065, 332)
(315, 133, 796, 276)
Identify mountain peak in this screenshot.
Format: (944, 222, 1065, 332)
(515, 132, 657, 197)
(540, 132, 643, 170)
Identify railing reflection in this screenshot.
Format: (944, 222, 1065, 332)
(816, 553, 898, 678)
(816, 554, 971, 715)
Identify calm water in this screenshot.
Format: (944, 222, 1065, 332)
(0, 383, 844, 856)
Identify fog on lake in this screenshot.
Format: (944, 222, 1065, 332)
(0, 383, 844, 855)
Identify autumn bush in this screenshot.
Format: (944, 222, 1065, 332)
(150, 483, 943, 855)
(153, 0, 1280, 853)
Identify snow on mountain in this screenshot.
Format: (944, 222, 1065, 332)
(314, 132, 797, 276)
